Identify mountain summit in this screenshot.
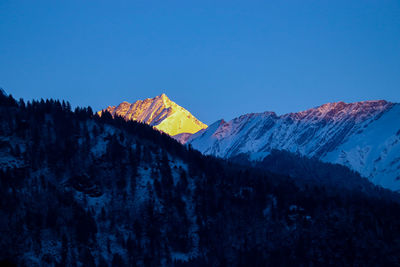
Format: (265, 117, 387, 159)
(98, 93, 207, 136)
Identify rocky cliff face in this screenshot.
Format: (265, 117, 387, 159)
(99, 94, 207, 136)
(187, 100, 400, 191)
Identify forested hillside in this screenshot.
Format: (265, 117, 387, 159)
(1, 90, 400, 266)
(230, 150, 400, 199)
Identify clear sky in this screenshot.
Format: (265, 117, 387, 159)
(1, 1, 399, 124)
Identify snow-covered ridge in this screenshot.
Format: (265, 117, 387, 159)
(187, 100, 400, 191)
(98, 93, 207, 136)
(288, 100, 391, 122)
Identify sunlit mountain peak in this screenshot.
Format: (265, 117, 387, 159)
(99, 94, 207, 136)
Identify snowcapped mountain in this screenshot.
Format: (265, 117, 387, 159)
(3, 91, 400, 266)
(98, 93, 207, 136)
(187, 100, 400, 191)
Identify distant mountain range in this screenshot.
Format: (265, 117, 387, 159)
(100, 96, 400, 191)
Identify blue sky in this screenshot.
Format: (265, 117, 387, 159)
(1, 1, 399, 124)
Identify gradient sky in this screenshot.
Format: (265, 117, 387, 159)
(1, 1, 399, 124)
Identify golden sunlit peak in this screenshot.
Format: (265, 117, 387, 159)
(152, 93, 171, 106)
(99, 94, 208, 136)
(154, 93, 169, 100)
